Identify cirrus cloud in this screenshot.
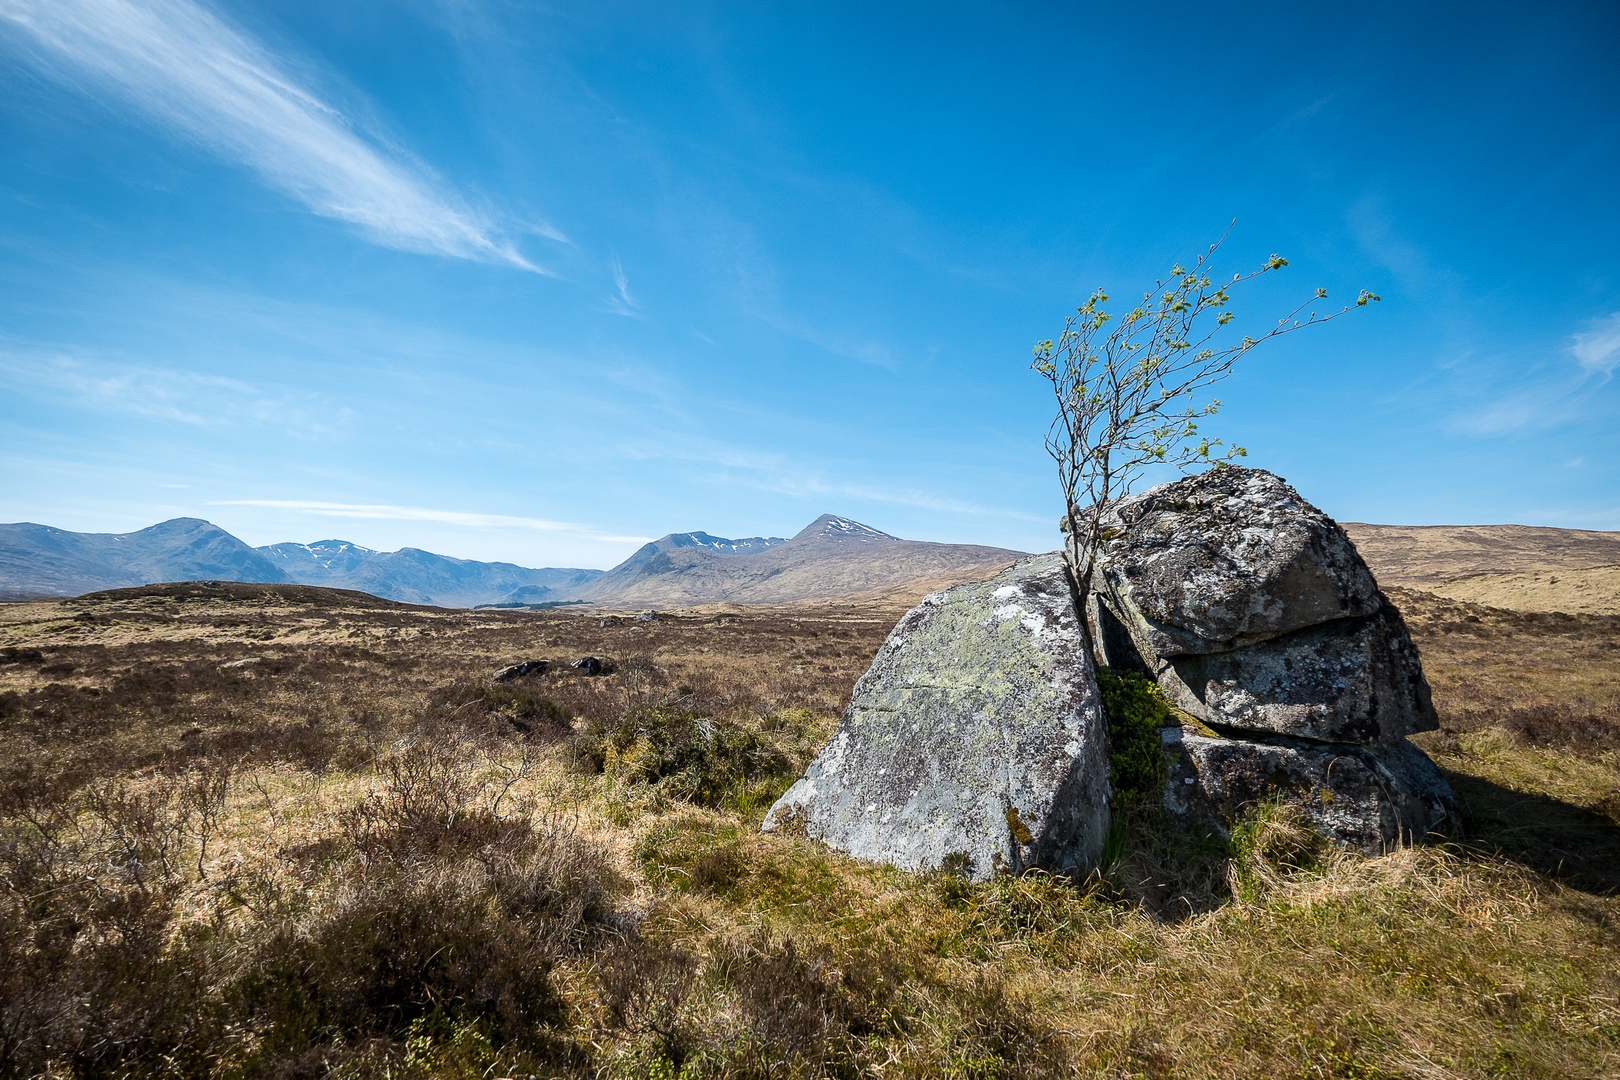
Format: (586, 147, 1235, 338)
(214, 500, 652, 546)
(0, 0, 541, 270)
(1570, 312, 1620, 376)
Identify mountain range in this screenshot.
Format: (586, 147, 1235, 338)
(568, 515, 1020, 606)
(0, 514, 1024, 607)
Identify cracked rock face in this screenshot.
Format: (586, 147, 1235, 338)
(1091, 467, 1382, 657)
(762, 553, 1110, 881)
(1157, 599, 1439, 743)
(1163, 728, 1455, 852)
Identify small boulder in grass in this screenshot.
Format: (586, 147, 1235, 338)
(494, 659, 549, 681)
(571, 656, 604, 676)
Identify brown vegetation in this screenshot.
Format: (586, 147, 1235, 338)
(1343, 523, 1620, 589)
(0, 580, 1615, 1078)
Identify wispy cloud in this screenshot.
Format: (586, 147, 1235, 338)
(0, 0, 539, 269)
(775, 476, 1048, 522)
(215, 499, 653, 545)
(602, 255, 642, 317)
(610, 433, 1047, 523)
(217, 499, 581, 530)
(0, 344, 349, 434)
(1570, 312, 1620, 376)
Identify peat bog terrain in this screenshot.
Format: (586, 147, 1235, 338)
(0, 578, 1616, 1078)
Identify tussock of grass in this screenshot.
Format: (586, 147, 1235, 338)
(0, 588, 1615, 1077)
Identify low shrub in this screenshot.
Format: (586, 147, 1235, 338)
(567, 703, 793, 808)
(234, 882, 563, 1066)
(1095, 667, 1171, 806)
(430, 680, 571, 736)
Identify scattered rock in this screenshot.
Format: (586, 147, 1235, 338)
(763, 554, 1110, 881)
(221, 657, 262, 669)
(598, 616, 624, 628)
(635, 610, 659, 623)
(571, 656, 604, 676)
(494, 659, 549, 681)
(1163, 727, 1454, 852)
(1084, 467, 1381, 657)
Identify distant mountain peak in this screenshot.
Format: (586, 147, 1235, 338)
(793, 514, 898, 543)
(260, 539, 378, 575)
(662, 531, 787, 555)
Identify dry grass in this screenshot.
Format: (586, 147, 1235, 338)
(1425, 566, 1620, 617)
(0, 581, 1616, 1078)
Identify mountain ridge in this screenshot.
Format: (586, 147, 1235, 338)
(0, 518, 291, 598)
(568, 513, 1023, 606)
(0, 513, 1023, 607)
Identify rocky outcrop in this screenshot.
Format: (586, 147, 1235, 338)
(762, 554, 1110, 881)
(1087, 467, 1452, 849)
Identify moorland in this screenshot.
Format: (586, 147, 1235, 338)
(0, 575, 1616, 1078)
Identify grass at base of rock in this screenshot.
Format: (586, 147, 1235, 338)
(0, 586, 1615, 1077)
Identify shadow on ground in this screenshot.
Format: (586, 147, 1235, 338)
(1444, 770, 1620, 895)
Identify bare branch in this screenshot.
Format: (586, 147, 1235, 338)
(1031, 233, 1378, 661)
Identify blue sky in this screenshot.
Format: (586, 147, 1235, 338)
(2, 1, 1617, 569)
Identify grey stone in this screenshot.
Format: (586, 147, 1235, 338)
(762, 553, 1110, 881)
(1153, 599, 1439, 743)
(1163, 727, 1455, 852)
(494, 659, 549, 681)
(1087, 467, 1381, 657)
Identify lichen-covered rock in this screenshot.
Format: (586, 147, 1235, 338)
(762, 554, 1110, 881)
(1089, 467, 1381, 657)
(1154, 599, 1439, 743)
(1163, 727, 1455, 852)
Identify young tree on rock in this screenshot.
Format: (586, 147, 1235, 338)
(1032, 230, 1378, 657)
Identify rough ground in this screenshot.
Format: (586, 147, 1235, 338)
(0, 577, 1615, 1078)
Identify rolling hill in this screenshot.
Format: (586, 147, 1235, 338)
(1342, 522, 1620, 615)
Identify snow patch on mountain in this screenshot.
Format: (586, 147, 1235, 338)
(663, 531, 788, 555)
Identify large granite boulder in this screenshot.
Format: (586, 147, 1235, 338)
(1088, 468, 1438, 746)
(762, 554, 1110, 881)
(1085, 467, 1382, 657)
(1086, 467, 1452, 845)
(1164, 728, 1454, 852)
(1156, 599, 1438, 743)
